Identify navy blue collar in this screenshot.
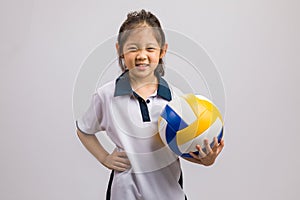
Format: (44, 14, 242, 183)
(114, 70, 172, 101)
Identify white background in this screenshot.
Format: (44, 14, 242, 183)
(0, 0, 299, 199)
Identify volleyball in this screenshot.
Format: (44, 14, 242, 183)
(158, 94, 224, 158)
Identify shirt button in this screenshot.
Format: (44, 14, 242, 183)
(146, 99, 150, 104)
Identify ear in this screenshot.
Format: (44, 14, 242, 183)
(116, 43, 120, 56)
(160, 43, 168, 59)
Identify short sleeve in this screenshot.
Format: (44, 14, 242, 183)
(76, 93, 104, 134)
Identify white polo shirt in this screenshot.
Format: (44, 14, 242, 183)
(76, 70, 186, 200)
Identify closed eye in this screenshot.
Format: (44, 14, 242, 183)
(147, 47, 157, 51)
(127, 47, 138, 52)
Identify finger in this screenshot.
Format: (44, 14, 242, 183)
(220, 139, 225, 145)
(216, 139, 225, 155)
(116, 151, 128, 158)
(113, 165, 129, 172)
(204, 139, 213, 154)
(196, 144, 206, 158)
(114, 160, 131, 169)
(189, 151, 200, 160)
(112, 158, 131, 171)
(211, 137, 219, 152)
(115, 156, 131, 165)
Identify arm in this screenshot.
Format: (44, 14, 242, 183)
(182, 137, 225, 166)
(77, 129, 130, 171)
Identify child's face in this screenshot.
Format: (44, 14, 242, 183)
(119, 28, 167, 79)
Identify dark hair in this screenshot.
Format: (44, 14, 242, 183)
(117, 9, 166, 76)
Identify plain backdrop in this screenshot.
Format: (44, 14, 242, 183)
(0, 0, 299, 199)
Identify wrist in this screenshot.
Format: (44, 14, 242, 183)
(98, 152, 109, 165)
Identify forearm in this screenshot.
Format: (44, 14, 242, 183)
(77, 129, 109, 165)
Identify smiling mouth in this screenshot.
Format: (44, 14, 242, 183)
(135, 63, 150, 69)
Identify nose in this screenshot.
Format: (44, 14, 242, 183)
(136, 49, 147, 60)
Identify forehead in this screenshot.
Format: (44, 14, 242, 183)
(123, 28, 159, 45)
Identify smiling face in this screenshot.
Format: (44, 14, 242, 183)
(117, 27, 167, 80)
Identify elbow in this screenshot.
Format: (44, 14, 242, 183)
(76, 129, 85, 139)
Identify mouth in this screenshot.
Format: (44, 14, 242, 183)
(135, 63, 150, 69)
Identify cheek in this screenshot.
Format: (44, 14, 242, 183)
(124, 54, 135, 63)
(149, 53, 161, 63)
(123, 54, 138, 69)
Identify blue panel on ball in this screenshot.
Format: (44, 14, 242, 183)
(160, 104, 190, 156)
(166, 126, 183, 156)
(208, 127, 224, 149)
(160, 105, 188, 131)
(165, 123, 177, 144)
(217, 127, 223, 143)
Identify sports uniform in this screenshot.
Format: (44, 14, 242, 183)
(76, 70, 187, 200)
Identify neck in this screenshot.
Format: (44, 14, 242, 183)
(129, 72, 158, 91)
(129, 72, 158, 99)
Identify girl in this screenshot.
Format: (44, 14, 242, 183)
(76, 9, 224, 200)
